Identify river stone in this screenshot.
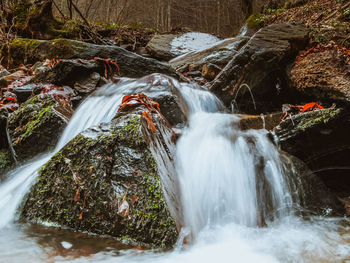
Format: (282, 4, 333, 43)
(0, 38, 177, 78)
(274, 108, 350, 202)
(7, 95, 73, 161)
(210, 23, 309, 113)
(146, 34, 177, 61)
(169, 37, 249, 73)
(20, 107, 178, 248)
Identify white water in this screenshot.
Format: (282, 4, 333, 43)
(0, 74, 349, 262)
(0, 78, 135, 228)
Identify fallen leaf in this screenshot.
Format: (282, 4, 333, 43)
(74, 188, 81, 202)
(142, 111, 156, 132)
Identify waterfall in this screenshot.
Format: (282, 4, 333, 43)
(0, 79, 135, 228)
(0, 74, 349, 263)
(175, 85, 296, 239)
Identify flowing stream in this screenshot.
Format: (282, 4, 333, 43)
(0, 74, 349, 262)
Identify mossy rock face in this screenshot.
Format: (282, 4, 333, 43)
(274, 108, 350, 200)
(20, 109, 178, 248)
(0, 149, 14, 179)
(1, 38, 176, 78)
(7, 95, 72, 161)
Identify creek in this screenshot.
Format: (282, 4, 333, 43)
(0, 74, 349, 263)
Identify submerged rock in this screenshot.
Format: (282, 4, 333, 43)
(274, 108, 350, 202)
(7, 95, 73, 161)
(1, 38, 176, 78)
(21, 107, 178, 248)
(210, 23, 309, 113)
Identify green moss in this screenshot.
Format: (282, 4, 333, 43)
(339, 9, 350, 22)
(117, 115, 146, 147)
(21, 110, 177, 248)
(246, 14, 266, 30)
(12, 0, 30, 28)
(298, 109, 341, 131)
(0, 149, 13, 174)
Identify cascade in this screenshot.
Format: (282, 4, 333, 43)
(0, 74, 348, 262)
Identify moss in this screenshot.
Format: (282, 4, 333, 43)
(297, 109, 341, 131)
(117, 115, 146, 147)
(0, 149, 13, 175)
(18, 105, 53, 144)
(12, 0, 30, 28)
(21, 110, 177, 248)
(339, 9, 350, 22)
(246, 14, 266, 30)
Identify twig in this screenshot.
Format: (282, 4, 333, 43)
(52, 0, 66, 20)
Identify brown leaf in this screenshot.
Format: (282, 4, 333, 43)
(142, 111, 156, 132)
(74, 188, 81, 202)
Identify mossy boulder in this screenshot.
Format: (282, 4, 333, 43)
(20, 108, 178, 248)
(0, 38, 177, 79)
(7, 95, 73, 161)
(274, 108, 350, 200)
(0, 149, 15, 180)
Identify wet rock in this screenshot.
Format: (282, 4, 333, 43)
(291, 50, 350, 104)
(146, 34, 177, 60)
(101, 74, 187, 126)
(281, 153, 345, 216)
(0, 66, 10, 78)
(202, 63, 222, 81)
(7, 95, 73, 161)
(14, 83, 38, 103)
(169, 37, 249, 73)
(0, 108, 8, 149)
(1, 38, 177, 78)
(32, 59, 103, 88)
(238, 112, 282, 131)
(210, 23, 309, 113)
(0, 149, 14, 179)
(0, 70, 27, 88)
(274, 108, 350, 201)
(21, 107, 178, 248)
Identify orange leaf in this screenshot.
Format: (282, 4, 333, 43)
(142, 111, 156, 132)
(74, 188, 81, 202)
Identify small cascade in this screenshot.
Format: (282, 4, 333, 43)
(0, 74, 349, 263)
(175, 112, 296, 239)
(0, 78, 137, 228)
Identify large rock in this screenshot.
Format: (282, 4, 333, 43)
(169, 37, 249, 73)
(93, 74, 187, 126)
(0, 149, 14, 179)
(281, 153, 345, 216)
(146, 34, 178, 61)
(291, 50, 350, 105)
(274, 108, 350, 201)
(0, 38, 177, 78)
(210, 23, 309, 113)
(21, 107, 178, 248)
(8, 95, 73, 161)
